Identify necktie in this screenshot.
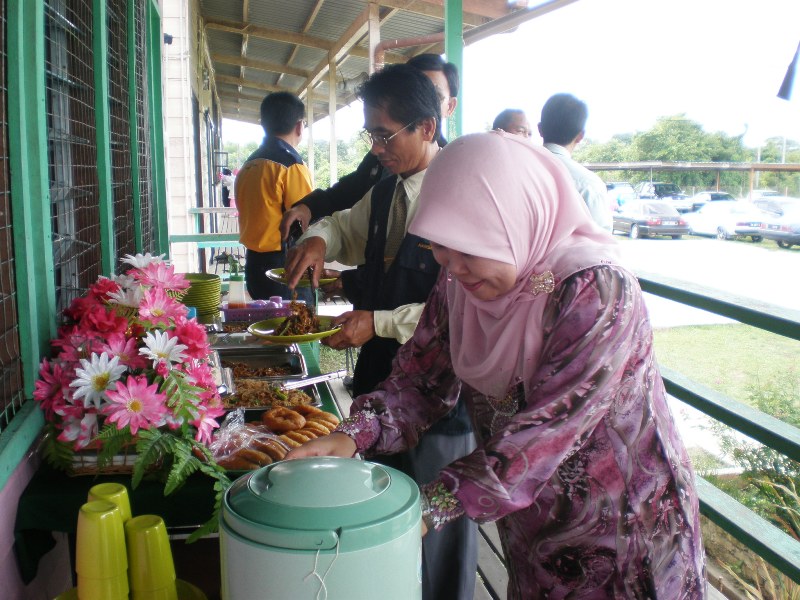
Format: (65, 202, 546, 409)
(384, 183, 408, 271)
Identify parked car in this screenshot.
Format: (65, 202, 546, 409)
(759, 206, 800, 248)
(752, 196, 800, 217)
(634, 181, 691, 212)
(685, 191, 737, 212)
(612, 200, 689, 239)
(606, 182, 636, 211)
(748, 189, 782, 201)
(683, 201, 767, 242)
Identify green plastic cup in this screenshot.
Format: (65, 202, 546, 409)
(75, 501, 128, 579)
(88, 483, 132, 523)
(76, 573, 129, 600)
(125, 514, 177, 596)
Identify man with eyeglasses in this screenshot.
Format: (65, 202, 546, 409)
(278, 53, 458, 240)
(234, 91, 313, 303)
(492, 108, 533, 138)
(284, 63, 477, 600)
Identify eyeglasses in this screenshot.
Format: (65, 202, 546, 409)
(360, 120, 416, 147)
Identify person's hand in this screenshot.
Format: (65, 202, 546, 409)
(284, 237, 326, 289)
(279, 204, 312, 242)
(320, 270, 343, 300)
(284, 432, 357, 460)
(421, 519, 429, 538)
(322, 310, 375, 350)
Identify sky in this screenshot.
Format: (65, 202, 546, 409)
(222, 0, 800, 151)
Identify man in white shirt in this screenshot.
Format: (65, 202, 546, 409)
(538, 93, 612, 229)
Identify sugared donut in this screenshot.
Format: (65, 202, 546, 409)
(314, 411, 341, 427)
(262, 407, 306, 433)
(279, 434, 302, 448)
(283, 430, 311, 444)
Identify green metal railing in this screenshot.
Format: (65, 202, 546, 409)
(638, 270, 800, 583)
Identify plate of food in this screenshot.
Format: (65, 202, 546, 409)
(265, 267, 337, 288)
(248, 314, 341, 344)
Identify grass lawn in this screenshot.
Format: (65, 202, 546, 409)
(653, 323, 799, 406)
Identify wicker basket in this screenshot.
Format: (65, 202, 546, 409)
(69, 444, 139, 476)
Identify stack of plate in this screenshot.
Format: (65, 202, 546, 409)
(180, 273, 221, 324)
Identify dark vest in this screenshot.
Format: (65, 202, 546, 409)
(345, 175, 471, 436)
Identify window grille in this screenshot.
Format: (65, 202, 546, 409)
(0, 0, 25, 430)
(134, 0, 155, 254)
(45, 0, 103, 314)
(107, 0, 136, 261)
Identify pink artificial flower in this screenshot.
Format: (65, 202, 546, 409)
(103, 375, 168, 435)
(155, 361, 170, 378)
(139, 286, 182, 328)
(52, 326, 105, 362)
(82, 306, 129, 337)
(192, 404, 225, 445)
(102, 334, 148, 371)
(134, 262, 190, 293)
(173, 317, 211, 360)
(57, 411, 99, 450)
(88, 277, 121, 301)
(33, 359, 70, 420)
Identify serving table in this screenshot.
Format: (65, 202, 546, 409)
(13, 342, 341, 586)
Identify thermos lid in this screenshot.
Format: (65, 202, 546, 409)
(223, 457, 420, 552)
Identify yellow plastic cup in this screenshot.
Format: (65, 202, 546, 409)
(75, 501, 128, 579)
(76, 573, 129, 600)
(125, 514, 178, 597)
(88, 482, 132, 523)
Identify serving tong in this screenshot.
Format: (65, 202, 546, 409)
(279, 369, 347, 390)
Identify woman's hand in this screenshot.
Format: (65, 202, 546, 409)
(284, 432, 357, 460)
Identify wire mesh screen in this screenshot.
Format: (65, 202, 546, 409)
(134, 0, 155, 254)
(45, 0, 103, 314)
(0, 0, 26, 429)
(107, 0, 136, 261)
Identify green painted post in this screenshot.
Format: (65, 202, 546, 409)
(147, 0, 170, 255)
(444, 0, 464, 139)
(2, 0, 49, 484)
(127, 0, 144, 254)
(93, 0, 116, 274)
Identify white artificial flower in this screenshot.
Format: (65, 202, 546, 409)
(121, 252, 166, 269)
(106, 282, 145, 308)
(70, 352, 127, 409)
(140, 330, 188, 367)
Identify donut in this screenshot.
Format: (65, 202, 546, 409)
(251, 437, 288, 461)
(293, 405, 323, 417)
(279, 434, 302, 448)
(302, 421, 331, 437)
(237, 448, 273, 467)
(314, 411, 341, 427)
(262, 407, 306, 433)
(283, 430, 311, 444)
(217, 454, 260, 471)
(305, 417, 334, 433)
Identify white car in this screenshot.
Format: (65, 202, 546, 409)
(684, 201, 768, 242)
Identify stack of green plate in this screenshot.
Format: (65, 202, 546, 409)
(180, 273, 221, 324)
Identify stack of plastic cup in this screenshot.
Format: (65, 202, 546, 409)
(75, 500, 129, 599)
(125, 514, 179, 600)
(88, 483, 132, 523)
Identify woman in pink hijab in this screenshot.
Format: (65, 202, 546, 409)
(289, 131, 705, 599)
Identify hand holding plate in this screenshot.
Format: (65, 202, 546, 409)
(321, 310, 375, 350)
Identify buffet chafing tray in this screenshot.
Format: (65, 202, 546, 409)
(211, 346, 308, 382)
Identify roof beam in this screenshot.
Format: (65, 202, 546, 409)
(211, 53, 311, 78)
(238, 0, 250, 89)
(277, 0, 326, 86)
(205, 17, 334, 51)
(372, 0, 499, 26)
(217, 84, 339, 107)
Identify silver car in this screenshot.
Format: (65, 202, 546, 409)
(684, 201, 767, 242)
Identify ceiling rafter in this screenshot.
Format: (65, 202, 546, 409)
(371, 0, 498, 26)
(277, 0, 326, 87)
(238, 0, 251, 90)
(212, 53, 312, 78)
(205, 18, 334, 51)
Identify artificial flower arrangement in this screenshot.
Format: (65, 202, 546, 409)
(33, 253, 231, 538)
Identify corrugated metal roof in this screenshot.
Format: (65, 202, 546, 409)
(200, 0, 572, 124)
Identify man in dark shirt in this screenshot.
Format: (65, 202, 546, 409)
(278, 54, 458, 240)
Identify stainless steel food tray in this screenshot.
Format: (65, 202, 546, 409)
(224, 382, 323, 411)
(212, 347, 308, 381)
(208, 332, 299, 350)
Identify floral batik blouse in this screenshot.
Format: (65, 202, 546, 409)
(336, 265, 706, 599)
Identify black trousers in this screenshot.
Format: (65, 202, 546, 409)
(244, 249, 313, 305)
(353, 338, 478, 600)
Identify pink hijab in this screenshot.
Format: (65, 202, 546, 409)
(409, 130, 623, 399)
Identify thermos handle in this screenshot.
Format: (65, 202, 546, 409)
(224, 512, 340, 551)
